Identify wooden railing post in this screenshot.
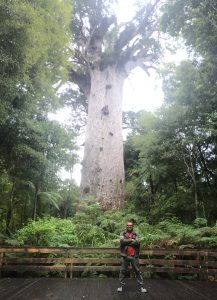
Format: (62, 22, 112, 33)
(198, 251, 202, 280)
(0, 252, 4, 278)
(70, 257, 73, 279)
(203, 251, 208, 281)
(64, 252, 68, 279)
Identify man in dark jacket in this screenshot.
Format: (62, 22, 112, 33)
(117, 221, 147, 293)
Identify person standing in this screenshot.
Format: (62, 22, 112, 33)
(117, 221, 147, 293)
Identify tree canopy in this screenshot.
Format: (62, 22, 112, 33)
(0, 0, 78, 235)
(122, 0, 217, 224)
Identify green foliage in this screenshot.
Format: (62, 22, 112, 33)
(14, 218, 79, 247)
(74, 223, 106, 247)
(0, 0, 78, 236)
(0, 0, 73, 141)
(1, 0, 71, 74)
(124, 1, 217, 227)
(156, 219, 199, 246)
(196, 236, 217, 249)
(138, 222, 169, 246)
(124, 60, 217, 224)
(160, 0, 217, 222)
(199, 227, 217, 237)
(58, 180, 80, 218)
(161, 0, 217, 58)
(193, 218, 208, 228)
(7, 206, 217, 250)
(0, 173, 79, 237)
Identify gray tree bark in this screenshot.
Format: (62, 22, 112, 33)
(80, 66, 125, 209)
(71, 0, 160, 209)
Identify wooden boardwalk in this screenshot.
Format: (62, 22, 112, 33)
(0, 278, 217, 300)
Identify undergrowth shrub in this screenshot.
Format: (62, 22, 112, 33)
(5, 205, 217, 250)
(193, 218, 208, 228)
(197, 237, 217, 248)
(10, 218, 78, 247)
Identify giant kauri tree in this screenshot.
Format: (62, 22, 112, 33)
(70, 0, 162, 209)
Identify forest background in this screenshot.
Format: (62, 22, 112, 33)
(0, 0, 217, 252)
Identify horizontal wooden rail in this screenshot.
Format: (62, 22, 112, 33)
(0, 247, 216, 279)
(0, 247, 120, 254)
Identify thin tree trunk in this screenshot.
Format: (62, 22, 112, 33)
(197, 143, 213, 187)
(190, 161, 199, 219)
(80, 66, 125, 209)
(149, 175, 154, 194)
(5, 183, 15, 235)
(33, 185, 39, 220)
(183, 149, 199, 219)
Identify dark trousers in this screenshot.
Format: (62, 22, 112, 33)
(119, 256, 144, 287)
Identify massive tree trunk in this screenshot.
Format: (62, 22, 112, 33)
(71, 0, 160, 209)
(80, 66, 125, 209)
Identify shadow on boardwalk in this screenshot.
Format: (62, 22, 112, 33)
(0, 278, 217, 300)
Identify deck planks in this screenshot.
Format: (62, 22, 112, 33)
(0, 278, 217, 300)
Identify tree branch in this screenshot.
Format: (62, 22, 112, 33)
(115, 0, 161, 52)
(85, 15, 116, 67)
(69, 69, 90, 97)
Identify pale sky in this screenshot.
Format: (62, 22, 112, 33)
(49, 0, 188, 184)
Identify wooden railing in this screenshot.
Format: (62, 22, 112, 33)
(0, 247, 217, 279)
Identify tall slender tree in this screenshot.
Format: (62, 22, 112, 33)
(70, 0, 162, 209)
(0, 0, 77, 233)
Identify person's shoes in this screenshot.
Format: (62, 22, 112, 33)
(140, 287, 147, 293)
(117, 286, 123, 292)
